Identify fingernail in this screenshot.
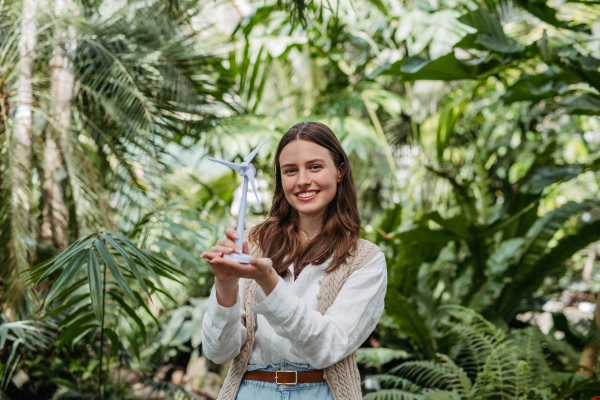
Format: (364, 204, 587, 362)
(250, 258, 256, 264)
(235, 248, 241, 254)
(233, 232, 239, 239)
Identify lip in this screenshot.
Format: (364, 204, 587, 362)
(295, 190, 320, 202)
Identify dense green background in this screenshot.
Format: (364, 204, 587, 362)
(0, 0, 599, 398)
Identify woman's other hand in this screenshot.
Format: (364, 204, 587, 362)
(209, 256, 278, 296)
(202, 229, 279, 297)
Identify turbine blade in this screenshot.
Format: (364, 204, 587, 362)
(207, 157, 242, 171)
(244, 135, 271, 163)
(248, 172, 260, 204)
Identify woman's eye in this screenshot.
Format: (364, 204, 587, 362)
(311, 165, 322, 170)
(284, 169, 295, 174)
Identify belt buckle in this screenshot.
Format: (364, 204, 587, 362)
(275, 370, 298, 385)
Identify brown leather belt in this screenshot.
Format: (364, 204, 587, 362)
(243, 370, 325, 385)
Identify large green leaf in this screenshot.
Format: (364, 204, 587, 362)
(95, 238, 137, 304)
(502, 69, 574, 104)
(460, 9, 524, 54)
(422, 212, 472, 239)
(56, 317, 99, 346)
(104, 231, 170, 289)
(565, 93, 600, 115)
(384, 53, 505, 81)
(87, 249, 103, 322)
(468, 238, 524, 311)
(385, 290, 435, 359)
(108, 292, 147, 340)
(104, 328, 120, 357)
(382, 203, 403, 233)
(390, 225, 457, 294)
(36, 239, 95, 284)
(499, 218, 600, 315)
(96, 238, 149, 296)
(45, 250, 88, 305)
(512, 0, 590, 33)
(518, 165, 583, 194)
(519, 201, 594, 267)
(558, 53, 600, 91)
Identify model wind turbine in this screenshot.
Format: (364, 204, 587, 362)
(208, 135, 271, 263)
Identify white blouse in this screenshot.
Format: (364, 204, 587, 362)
(201, 251, 387, 369)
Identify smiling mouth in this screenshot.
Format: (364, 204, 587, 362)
(296, 190, 320, 199)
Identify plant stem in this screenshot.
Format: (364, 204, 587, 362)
(99, 260, 107, 400)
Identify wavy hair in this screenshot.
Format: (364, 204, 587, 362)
(249, 122, 361, 279)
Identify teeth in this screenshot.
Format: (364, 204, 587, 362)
(297, 191, 318, 198)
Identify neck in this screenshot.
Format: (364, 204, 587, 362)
(298, 210, 325, 241)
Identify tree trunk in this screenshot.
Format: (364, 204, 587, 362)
(41, 0, 75, 251)
(577, 245, 599, 377)
(13, 0, 37, 260)
(1, 0, 38, 314)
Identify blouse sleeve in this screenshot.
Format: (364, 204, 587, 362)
(201, 278, 248, 364)
(250, 251, 387, 369)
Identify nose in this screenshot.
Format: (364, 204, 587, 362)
(298, 168, 312, 186)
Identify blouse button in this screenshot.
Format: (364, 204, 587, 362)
(318, 279, 322, 284)
(316, 294, 321, 299)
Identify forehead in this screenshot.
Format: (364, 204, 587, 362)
(279, 140, 334, 165)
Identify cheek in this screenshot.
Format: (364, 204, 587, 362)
(314, 173, 338, 202)
(281, 176, 295, 196)
(316, 171, 338, 191)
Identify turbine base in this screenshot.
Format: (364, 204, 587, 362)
(223, 252, 253, 264)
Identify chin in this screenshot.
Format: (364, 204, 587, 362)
(296, 203, 325, 214)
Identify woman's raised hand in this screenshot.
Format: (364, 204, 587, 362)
(201, 228, 247, 284)
(201, 228, 279, 299)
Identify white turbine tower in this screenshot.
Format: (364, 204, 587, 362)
(208, 135, 271, 263)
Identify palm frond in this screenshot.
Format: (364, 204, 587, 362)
(0, 314, 54, 392)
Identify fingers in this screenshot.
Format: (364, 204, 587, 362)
(215, 238, 240, 251)
(202, 251, 223, 261)
(214, 228, 242, 254)
(243, 240, 248, 255)
(225, 227, 240, 242)
(210, 245, 240, 255)
(209, 257, 257, 277)
(249, 257, 273, 272)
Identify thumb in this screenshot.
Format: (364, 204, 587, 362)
(250, 257, 273, 272)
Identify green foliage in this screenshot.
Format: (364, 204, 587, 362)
(1, 0, 600, 397)
(364, 307, 598, 400)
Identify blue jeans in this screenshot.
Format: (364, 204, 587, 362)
(236, 360, 334, 400)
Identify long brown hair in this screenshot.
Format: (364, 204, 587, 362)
(249, 122, 362, 279)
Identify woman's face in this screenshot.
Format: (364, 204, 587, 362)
(279, 140, 342, 219)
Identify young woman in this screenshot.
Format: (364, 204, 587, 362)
(201, 122, 387, 400)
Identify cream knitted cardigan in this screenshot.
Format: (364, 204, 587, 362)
(216, 238, 381, 400)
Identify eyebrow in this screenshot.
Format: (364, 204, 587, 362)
(281, 158, 326, 169)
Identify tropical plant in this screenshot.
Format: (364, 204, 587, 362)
(20, 231, 182, 398)
(0, 0, 231, 315)
(0, 315, 53, 393)
(349, 0, 600, 366)
(363, 306, 599, 400)
(2, 0, 600, 397)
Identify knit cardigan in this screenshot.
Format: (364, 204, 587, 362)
(216, 237, 381, 400)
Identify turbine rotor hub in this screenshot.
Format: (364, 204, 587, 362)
(239, 162, 255, 177)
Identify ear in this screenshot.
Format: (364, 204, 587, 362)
(337, 163, 344, 183)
